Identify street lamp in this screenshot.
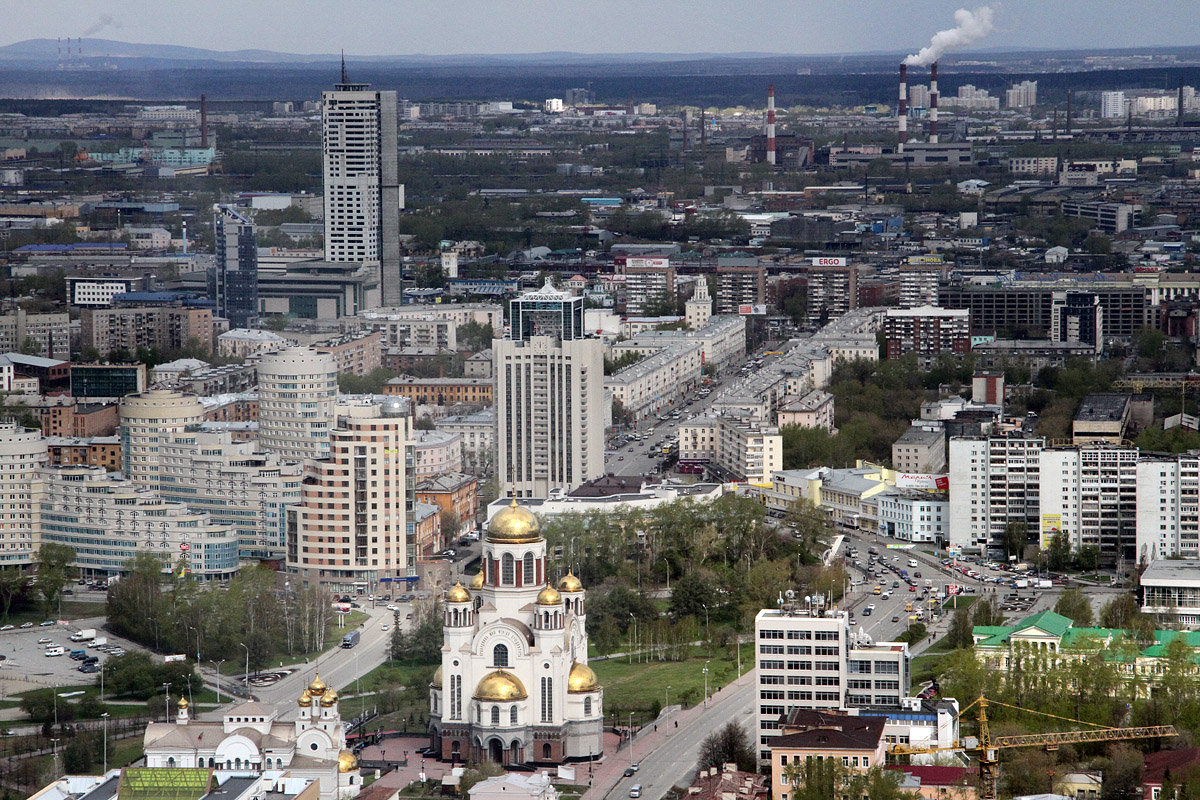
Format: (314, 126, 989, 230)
(664, 685, 670, 709)
(628, 712, 635, 768)
(701, 603, 710, 647)
(703, 661, 710, 707)
(239, 642, 250, 692)
(663, 559, 670, 591)
(101, 712, 109, 774)
(163, 682, 171, 722)
(211, 660, 226, 704)
(187, 625, 200, 663)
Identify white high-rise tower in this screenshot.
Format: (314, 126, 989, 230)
(322, 66, 401, 305)
(258, 346, 338, 462)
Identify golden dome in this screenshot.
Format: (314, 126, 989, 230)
(177, 696, 189, 709)
(470, 570, 485, 590)
(487, 498, 541, 544)
(337, 750, 358, 773)
(473, 669, 528, 701)
(308, 674, 327, 696)
(536, 583, 562, 606)
(558, 571, 583, 593)
(297, 690, 312, 707)
(320, 690, 338, 707)
(432, 665, 443, 688)
(568, 661, 600, 694)
(446, 581, 471, 603)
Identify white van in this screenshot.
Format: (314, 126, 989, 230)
(908, 559, 918, 568)
(630, 786, 642, 798)
(45, 646, 65, 657)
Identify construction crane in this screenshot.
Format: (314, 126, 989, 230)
(889, 694, 1177, 800)
(1112, 375, 1198, 414)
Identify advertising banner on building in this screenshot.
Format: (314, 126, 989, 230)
(896, 473, 950, 491)
(1040, 513, 1062, 549)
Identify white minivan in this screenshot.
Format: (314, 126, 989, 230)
(45, 646, 65, 657)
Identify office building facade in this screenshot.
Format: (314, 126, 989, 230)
(211, 205, 259, 328)
(948, 434, 1045, 552)
(118, 389, 205, 491)
(257, 347, 339, 462)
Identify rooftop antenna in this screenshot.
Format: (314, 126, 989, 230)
(341, 50, 347, 84)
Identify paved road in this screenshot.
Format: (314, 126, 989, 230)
(585, 670, 755, 800)
(199, 603, 408, 723)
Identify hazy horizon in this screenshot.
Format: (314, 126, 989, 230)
(6, 1, 1200, 59)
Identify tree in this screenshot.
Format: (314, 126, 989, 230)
(0, 567, 29, 620)
(390, 598, 443, 663)
(35, 543, 76, 614)
(947, 606, 974, 649)
(456, 320, 494, 353)
(1054, 587, 1095, 627)
(1046, 530, 1072, 571)
(1077, 545, 1101, 574)
(1003, 520, 1029, 559)
(971, 596, 1004, 628)
(668, 572, 712, 622)
(62, 735, 94, 773)
(696, 721, 756, 773)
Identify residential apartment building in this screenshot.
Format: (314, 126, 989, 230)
(40, 464, 240, 581)
(1136, 453, 1200, 565)
(210, 205, 258, 329)
(257, 347, 338, 462)
(716, 265, 767, 314)
(496, 283, 605, 498)
(0, 310, 70, 359)
(352, 304, 503, 350)
(891, 424, 946, 474)
(883, 306, 970, 363)
(1008, 156, 1059, 175)
(898, 263, 947, 308)
(878, 491, 949, 544)
(610, 315, 746, 374)
(435, 408, 495, 475)
(685, 279, 713, 330)
(605, 342, 702, 423)
(287, 397, 417, 591)
(322, 78, 402, 304)
(769, 709, 887, 800)
(218, 328, 288, 359)
(415, 472, 479, 534)
(159, 430, 303, 562)
(81, 306, 215, 355)
(775, 390, 835, 432)
(314, 330, 383, 377)
(383, 376, 493, 406)
(755, 606, 909, 763)
(1005, 80, 1037, 108)
(38, 401, 119, 438)
(804, 266, 858, 327)
(118, 389, 205, 491)
(0, 423, 47, 567)
(1038, 444, 1140, 562)
(947, 434, 1045, 552)
(938, 281, 1147, 340)
(412, 429, 463, 477)
(45, 436, 121, 472)
(622, 262, 676, 316)
(678, 414, 783, 483)
(1050, 291, 1103, 353)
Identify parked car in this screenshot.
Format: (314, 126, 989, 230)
(19, 623, 33, 629)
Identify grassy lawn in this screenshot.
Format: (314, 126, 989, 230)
(943, 596, 977, 610)
(339, 659, 437, 736)
(1, 599, 108, 626)
(909, 653, 948, 686)
(591, 642, 752, 726)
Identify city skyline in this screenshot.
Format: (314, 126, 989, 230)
(4, 0, 1200, 58)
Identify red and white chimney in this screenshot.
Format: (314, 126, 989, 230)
(898, 64, 908, 153)
(929, 61, 939, 144)
(766, 85, 776, 166)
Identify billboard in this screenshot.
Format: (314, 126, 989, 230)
(811, 256, 847, 267)
(626, 257, 670, 270)
(896, 473, 950, 491)
(738, 304, 768, 315)
(163, 654, 187, 663)
(906, 255, 945, 265)
(947, 584, 963, 596)
(1040, 514, 1062, 549)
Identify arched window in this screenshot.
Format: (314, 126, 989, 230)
(493, 643, 509, 667)
(510, 706, 518, 725)
(501, 553, 515, 585)
(542, 743, 552, 759)
(540, 677, 553, 722)
(208, 758, 215, 768)
(491, 706, 500, 726)
(584, 697, 592, 716)
(523, 552, 535, 584)
(167, 757, 176, 768)
(476, 704, 482, 723)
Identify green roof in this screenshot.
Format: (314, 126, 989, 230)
(118, 769, 213, 800)
(1011, 610, 1073, 637)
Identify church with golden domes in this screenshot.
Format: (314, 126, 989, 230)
(143, 676, 361, 800)
(428, 499, 603, 765)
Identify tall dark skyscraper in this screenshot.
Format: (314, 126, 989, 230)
(211, 205, 258, 328)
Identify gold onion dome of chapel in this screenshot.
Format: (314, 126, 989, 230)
(473, 669, 528, 701)
(177, 696, 189, 709)
(432, 665, 443, 687)
(297, 690, 312, 707)
(470, 570, 485, 590)
(536, 583, 562, 605)
(320, 690, 338, 707)
(338, 750, 358, 773)
(558, 571, 583, 593)
(568, 661, 600, 693)
(487, 498, 541, 544)
(446, 581, 471, 603)
(307, 674, 327, 696)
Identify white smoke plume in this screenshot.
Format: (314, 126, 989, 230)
(82, 14, 122, 37)
(904, 6, 995, 67)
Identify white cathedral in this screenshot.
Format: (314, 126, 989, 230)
(144, 677, 361, 800)
(428, 499, 604, 765)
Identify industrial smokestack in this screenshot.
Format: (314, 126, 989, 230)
(898, 64, 908, 153)
(200, 94, 208, 148)
(700, 109, 707, 147)
(929, 62, 939, 144)
(766, 85, 776, 166)
(1179, 77, 1185, 127)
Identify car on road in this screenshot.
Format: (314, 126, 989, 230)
(381, 624, 390, 631)
(0, 625, 11, 632)
(618, 456, 624, 461)
(623, 768, 636, 778)
(37, 637, 51, 644)
(892, 615, 900, 622)
(39, 621, 54, 627)
(19, 623, 32, 629)
(387, 604, 399, 611)
(79, 664, 100, 673)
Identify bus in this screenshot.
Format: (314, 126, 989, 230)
(341, 630, 360, 649)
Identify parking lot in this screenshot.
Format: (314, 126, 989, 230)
(0, 622, 134, 687)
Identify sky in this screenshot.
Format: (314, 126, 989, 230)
(5, 0, 1200, 57)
